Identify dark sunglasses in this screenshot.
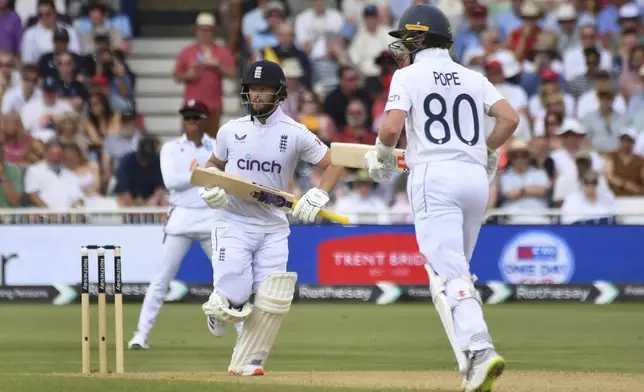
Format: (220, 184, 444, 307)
(183, 116, 202, 121)
(584, 180, 598, 186)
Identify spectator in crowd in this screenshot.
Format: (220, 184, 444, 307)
(347, 5, 393, 95)
(77, 1, 127, 54)
(1, 113, 33, 164)
(114, 135, 166, 207)
(249, 1, 285, 55)
(567, 47, 602, 99)
(324, 66, 372, 129)
(0, 50, 20, 93)
(577, 70, 627, 118)
(292, 89, 335, 142)
(507, 2, 542, 62)
(499, 139, 551, 224)
(625, 64, 644, 118)
(90, 73, 127, 113)
(563, 23, 612, 81)
(533, 110, 564, 149)
(342, 0, 390, 36)
(561, 171, 615, 224)
(279, 58, 305, 117)
(63, 141, 99, 196)
(21, 77, 73, 142)
(56, 112, 89, 153)
(294, 0, 345, 56)
(0, 0, 23, 57)
(582, 80, 629, 154)
(331, 98, 375, 144)
(24, 138, 85, 208)
(550, 3, 581, 54)
(528, 69, 574, 121)
(613, 27, 639, 76)
(86, 91, 119, 144)
(454, 2, 489, 63)
(522, 31, 564, 79)
(260, 22, 312, 89)
(596, 0, 632, 47)
(0, 134, 23, 207)
(463, 27, 503, 75)
(241, 0, 271, 48)
(604, 128, 644, 196)
(74, 0, 132, 48)
(94, 46, 134, 111)
(38, 27, 83, 80)
(174, 12, 236, 138)
(22, 138, 45, 165)
(79, 28, 110, 77)
(54, 51, 88, 111)
(485, 59, 529, 121)
(101, 105, 141, 191)
(530, 132, 557, 181)
(333, 169, 389, 224)
(494, 0, 525, 40)
(19, 0, 70, 27)
(21, 0, 80, 64)
(1, 64, 42, 114)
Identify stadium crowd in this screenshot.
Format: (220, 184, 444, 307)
(1, 0, 644, 225)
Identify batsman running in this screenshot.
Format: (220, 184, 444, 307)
(365, 5, 518, 392)
(198, 60, 344, 376)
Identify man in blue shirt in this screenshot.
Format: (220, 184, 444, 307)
(453, 3, 489, 63)
(114, 135, 167, 207)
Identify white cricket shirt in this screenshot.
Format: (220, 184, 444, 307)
(214, 107, 328, 232)
(384, 48, 505, 168)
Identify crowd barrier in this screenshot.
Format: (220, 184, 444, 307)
(1, 209, 643, 305)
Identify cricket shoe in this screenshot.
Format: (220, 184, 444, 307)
(206, 316, 227, 338)
(463, 349, 505, 392)
(127, 332, 149, 350)
(228, 364, 264, 376)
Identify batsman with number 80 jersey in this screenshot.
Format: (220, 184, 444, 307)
(364, 4, 520, 392)
(197, 60, 344, 376)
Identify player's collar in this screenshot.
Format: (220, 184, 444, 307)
(252, 106, 285, 127)
(414, 48, 451, 63)
(179, 132, 208, 145)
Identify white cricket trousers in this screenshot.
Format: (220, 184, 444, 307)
(408, 160, 494, 352)
(136, 234, 211, 336)
(211, 224, 290, 307)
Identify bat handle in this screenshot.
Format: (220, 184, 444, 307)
(317, 209, 351, 225)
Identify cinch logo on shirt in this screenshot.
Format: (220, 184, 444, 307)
(237, 154, 282, 173)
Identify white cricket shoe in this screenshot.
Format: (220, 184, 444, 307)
(206, 316, 227, 338)
(228, 364, 264, 376)
(463, 349, 505, 392)
(127, 332, 149, 350)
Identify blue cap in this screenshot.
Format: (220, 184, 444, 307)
(43, 77, 58, 92)
(363, 4, 378, 16)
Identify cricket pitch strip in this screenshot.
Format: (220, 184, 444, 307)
(49, 370, 644, 391)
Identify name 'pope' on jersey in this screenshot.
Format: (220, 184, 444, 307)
(384, 50, 504, 169)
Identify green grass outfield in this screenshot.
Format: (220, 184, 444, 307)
(0, 303, 643, 391)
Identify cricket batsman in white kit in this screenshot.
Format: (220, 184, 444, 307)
(364, 5, 519, 392)
(128, 100, 240, 349)
(197, 60, 343, 376)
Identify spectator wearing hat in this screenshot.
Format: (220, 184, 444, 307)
(576, 70, 627, 118)
(603, 127, 644, 196)
(561, 170, 616, 225)
(454, 2, 489, 63)
(562, 24, 612, 81)
(494, 0, 528, 40)
(596, 0, 634, 48)
(528, 68, 574, 120)
(581, 81, 629, 154)
(0, 132, 23, 207)
(20, 76, 73, 143)
(521, 31, 564, 78)
(333, 169, 390, 225)
(348, 5, 394, 95)
(499, 138, 551, 224)
(77, 2, 125, 55)
(114, 134, 166, 207)
(75, 0, 132, 53)
(100, 103, 142, 190)
(551, 117, 606, 206)
(507, 2, 543, 62)
(279, 58, 305, 117)
(54, 51, 88, 112)
(484, 58, 531, 139)
(24, 138, 85, 208)
(259, 22, 312, 90)
(0, 0, 23, 57)
(89, 72, 129, 113)
(1, 64, 42, 115)
(174, 12, 236, 138)
(250, 1, 287, 55)
(21, 0, 80, 64)
(38, 27, 84, 80)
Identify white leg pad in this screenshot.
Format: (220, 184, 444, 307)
(228, 272, 297, 375)
(202, 290, 253, 324)
(425, 264, 470, 374)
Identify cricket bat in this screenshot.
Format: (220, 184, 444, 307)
(330, 142, 408, 173)
(190, 168, 350, 225)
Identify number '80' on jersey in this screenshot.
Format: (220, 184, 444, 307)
(384, 49, 505, 169)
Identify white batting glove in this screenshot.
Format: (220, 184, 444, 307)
(486, 148, 499, 184)
(364, 150, 395, 184)
(292, 187, 329, 223)
(199, 186, 228, 209)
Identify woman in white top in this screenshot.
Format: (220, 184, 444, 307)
(62, 142, 100, 196)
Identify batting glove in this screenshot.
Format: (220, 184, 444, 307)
(293, 187, 329, 223)
(199, 186, 229, 209)
(365, 150, 395, 184)
(486, 147, 499, 184)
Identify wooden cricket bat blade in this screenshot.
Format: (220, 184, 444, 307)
(330, 142, 408, 173)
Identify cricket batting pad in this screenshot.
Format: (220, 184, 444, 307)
(228, 272, 297, 374)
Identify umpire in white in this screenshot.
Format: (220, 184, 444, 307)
(128, 99, 219, 349)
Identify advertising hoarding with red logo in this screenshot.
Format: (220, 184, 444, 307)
(317, 233, 429, 284)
